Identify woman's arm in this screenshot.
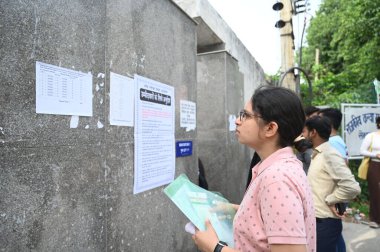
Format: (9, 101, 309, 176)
(270, 244, 307, 252)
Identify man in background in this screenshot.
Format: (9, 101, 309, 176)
(305, 106, 320, 119)
(319, 108, 349, 252)
(303, 116, 360, 252)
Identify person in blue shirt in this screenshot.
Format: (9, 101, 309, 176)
(319, 108, 349, 252)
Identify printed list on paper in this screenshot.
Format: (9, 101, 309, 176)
(35, 61, 92, 116)
(110, 72, 134, 126)
(180, 100, 196, 131)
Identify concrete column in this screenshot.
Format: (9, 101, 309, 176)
(280, 0, 296, 91)
(0, 0, 198, 251)
(197, 51, 248, 203)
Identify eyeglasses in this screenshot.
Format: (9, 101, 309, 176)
(239, 110, 262, 122)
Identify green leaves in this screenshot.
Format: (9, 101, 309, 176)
(299, 0, 380, 107)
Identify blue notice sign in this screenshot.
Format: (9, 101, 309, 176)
(176, 141, 193, 157)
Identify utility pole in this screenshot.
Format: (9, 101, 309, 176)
(315, 48, 320, 81)
(280, 0, 296, 91)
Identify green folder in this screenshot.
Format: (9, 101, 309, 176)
(164, 174, 236, 247)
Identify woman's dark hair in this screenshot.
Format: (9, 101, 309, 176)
(377, 117, 380, 129)
(251, 86, 305, 147)
(305, 116, 332, 140)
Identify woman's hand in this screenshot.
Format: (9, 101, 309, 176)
(210, 202, 239, 214)
(192, 220, 219, 252)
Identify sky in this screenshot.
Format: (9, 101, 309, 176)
(207, 0, 321, 75)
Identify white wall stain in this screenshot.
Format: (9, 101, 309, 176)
(13, 211, 26, 225)
(104, 164, 110, 180)
(99, 98, 103, 104)
(30, 6, 39, 59)
(97, 121, 104, 128)
(50, 164, 61, 193)
(96, 84, 100, 92)
(70, 115, 79, 128)
(97, 73, 105, 78)
(131, 52, 146, 69)
(85, 125, 89, 129)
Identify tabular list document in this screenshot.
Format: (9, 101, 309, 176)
(35, 61, 92, 116)
(133, 74, 175, 194)
(110, 72, 134, 126)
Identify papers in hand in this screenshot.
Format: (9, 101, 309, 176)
(164, 174, 236, 247)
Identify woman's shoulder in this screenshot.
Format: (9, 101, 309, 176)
(265, 157, 304, 179)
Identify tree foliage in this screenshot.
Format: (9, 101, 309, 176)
(299, 0, 380, 107)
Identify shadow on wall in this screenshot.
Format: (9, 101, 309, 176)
(198, 158, 209, 190)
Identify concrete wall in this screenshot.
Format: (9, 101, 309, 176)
(0, 0, 198, 251)
(197, 51, 248, 203)
(175, 0, 267, 203)
(1, 0, 268, 251)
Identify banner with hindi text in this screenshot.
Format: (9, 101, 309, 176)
(342, 104, 380, 159)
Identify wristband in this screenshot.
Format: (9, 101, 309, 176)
(213, 241, 228, 252)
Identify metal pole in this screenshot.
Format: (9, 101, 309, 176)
(279, 0, 296, 91)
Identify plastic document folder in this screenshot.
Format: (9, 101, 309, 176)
(164, 174, 236, 247)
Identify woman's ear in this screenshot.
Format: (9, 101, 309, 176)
(264, 121, 279, 137)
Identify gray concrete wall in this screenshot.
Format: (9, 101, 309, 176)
(174, 0, 268, 102)
(197, 51, 248, 203)
(176, 0, 267, 203)
(0, 0, 198, 251)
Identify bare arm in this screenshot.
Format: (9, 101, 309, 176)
(270, 244, 307, 252)
(360, 133, 376, 157)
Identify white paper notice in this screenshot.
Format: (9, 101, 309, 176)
(229, 114, 237, 131)
(35, 61, 92, 116)
(134, 74, 175, 194)
(110, 72, 134, 126)
(180, 100, 196, 131)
